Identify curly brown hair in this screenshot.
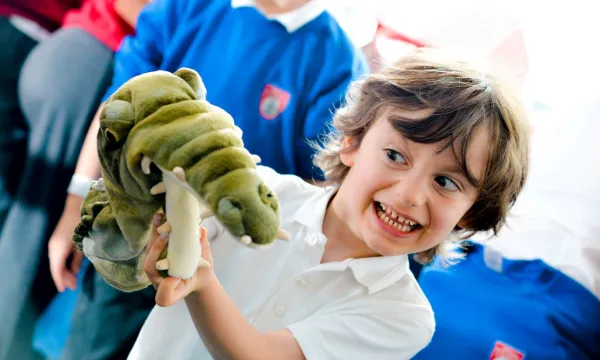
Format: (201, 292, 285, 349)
(314, 48, 530, 265)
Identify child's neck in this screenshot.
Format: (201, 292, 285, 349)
(320, 194, 380, 264)
(254, 0, 311, 15)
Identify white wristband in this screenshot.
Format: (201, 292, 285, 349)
(67, 174, 95, 198)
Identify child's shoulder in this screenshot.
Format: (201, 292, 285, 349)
(380, 267, 436, 340)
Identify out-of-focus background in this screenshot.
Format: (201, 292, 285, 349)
(1, 0, 598, 359)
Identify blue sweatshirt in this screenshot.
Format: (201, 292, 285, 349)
(103, 0, 368, 179)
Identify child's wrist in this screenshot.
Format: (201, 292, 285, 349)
(189, 270, 218, 296)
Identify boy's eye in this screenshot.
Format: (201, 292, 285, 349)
(385, 149, 406, 164)
(435, 176, 459, 191)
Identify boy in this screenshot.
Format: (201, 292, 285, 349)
(122, 48, 530, 359)
(50, 0, 367, 358)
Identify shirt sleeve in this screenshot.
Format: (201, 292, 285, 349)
(287, 309, 434, 360)
(101, 0, 184, 102)
(295, 46, 368, 180)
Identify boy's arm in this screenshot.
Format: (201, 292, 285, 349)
(183, 275, 433, 360)
(184, 276, 306, 360)
(71, 0, 179, 185)
(48, 107, 102, 292)
(114, 0, 151, 28)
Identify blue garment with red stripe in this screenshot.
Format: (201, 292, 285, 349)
(413, 243, 600, 359)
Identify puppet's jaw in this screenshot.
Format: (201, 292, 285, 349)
(143, 161, 212, 279)
(155, 167, 211, 279)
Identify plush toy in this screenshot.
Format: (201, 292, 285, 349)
(72, 68, 290, 292)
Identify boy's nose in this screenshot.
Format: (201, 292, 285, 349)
(393, 175, 427, 208)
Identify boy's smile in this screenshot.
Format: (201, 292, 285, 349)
(325, 106, 490, 258)
(373, 201, 422, 235)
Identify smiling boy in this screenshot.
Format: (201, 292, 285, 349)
(102, 48, 531, 359)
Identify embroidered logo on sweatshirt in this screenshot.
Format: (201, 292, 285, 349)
(259, 84, 290, 120)
(490, 341, 525, 360)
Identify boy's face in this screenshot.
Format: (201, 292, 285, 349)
(336, 107, 489, 256)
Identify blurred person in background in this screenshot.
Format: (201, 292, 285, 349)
(0, 0, 79, 231)
(46, 0, 367, 359)
(0, 0, 146, 359)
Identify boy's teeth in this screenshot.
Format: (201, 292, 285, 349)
(377, 205, 417, 233)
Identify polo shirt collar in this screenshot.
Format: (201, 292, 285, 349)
(293, 184, 336, 233)
(231, 0, 325, 33)
(348, 255, 410, 294)
(292, 185, 410, 294)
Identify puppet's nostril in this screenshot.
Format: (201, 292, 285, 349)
(105, 128, 119, 143)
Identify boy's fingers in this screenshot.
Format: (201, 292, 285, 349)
(146, 213, 164, 252)
(70, 251, 84, 274)
(144, 233, 168, 281)
(199, 227, 209, 251)
(49, 246, 72, 292)
(62, 271, 78, 291)
(155, 277, 185, 307)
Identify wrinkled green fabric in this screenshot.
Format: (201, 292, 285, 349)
(73, 68, 281, 292)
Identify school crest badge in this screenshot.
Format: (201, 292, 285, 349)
(490, 341, 525, 360)
(259, 84, 291, 120)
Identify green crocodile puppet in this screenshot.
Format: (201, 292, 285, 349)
(72, 68, 290, 292)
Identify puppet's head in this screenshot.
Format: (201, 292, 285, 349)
(96, 68, 284, 246)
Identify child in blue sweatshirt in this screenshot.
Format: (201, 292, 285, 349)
(51, 1, 368, 358)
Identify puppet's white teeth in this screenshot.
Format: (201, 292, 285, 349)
(150, 182, 166, 195)
(240, 235, 252, 245)
(156, 258, 170, 271)
(92, 178, 106, 191)
(141, 156, 152, 175)
(173, 167, 186, 182)
(276, 228, 291, 241)
(157, 222, 171, 234)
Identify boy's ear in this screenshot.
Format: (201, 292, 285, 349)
(455, 219, 469, 231)
(339, 136, 357, 167)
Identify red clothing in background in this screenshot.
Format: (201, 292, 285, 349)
(63, 0, 134, 51)
(0, 0, 81, 31)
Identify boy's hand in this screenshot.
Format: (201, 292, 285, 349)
(144, 215, 215, 307)
(48, 194, 85, 292)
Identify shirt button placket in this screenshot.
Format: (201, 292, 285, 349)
(272, 304, 287, 318)
(296, 277, 308, 288)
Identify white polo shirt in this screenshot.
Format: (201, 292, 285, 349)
(128, 166, 435, 360)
